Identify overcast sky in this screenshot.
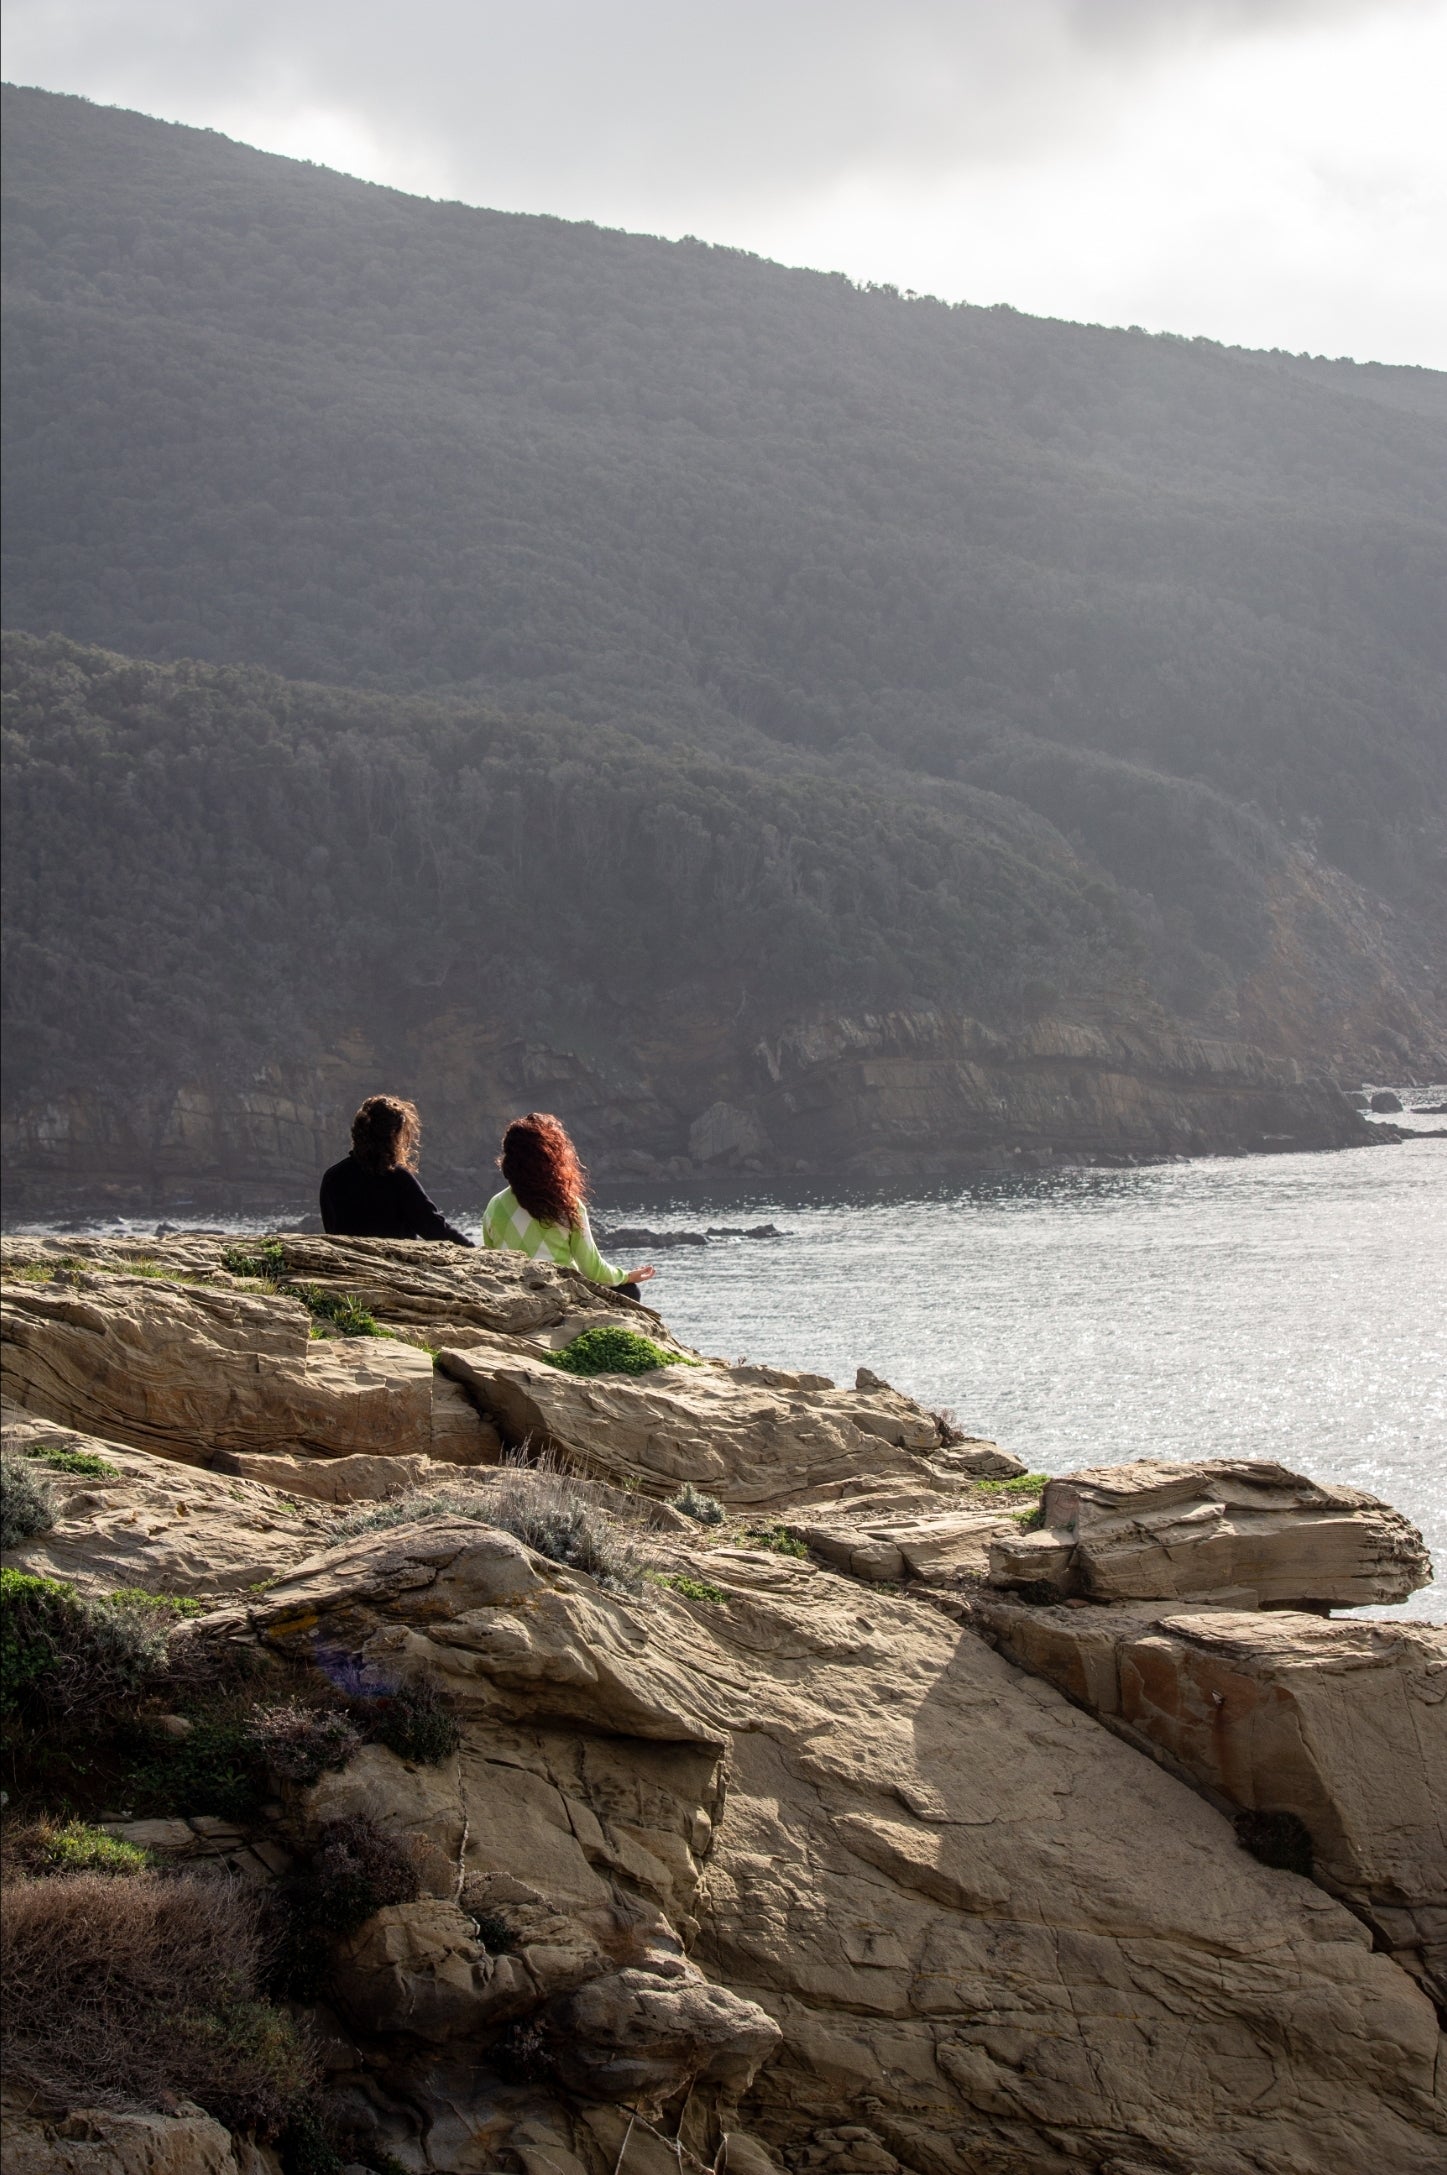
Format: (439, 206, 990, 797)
(5, 0, 1444, 366)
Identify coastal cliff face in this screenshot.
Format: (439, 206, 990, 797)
(1, 1235, 1442, 2175)
(0, 1006, 1387, 1214)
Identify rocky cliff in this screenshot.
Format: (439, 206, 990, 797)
(0, 1005, 1393, 1216)
(1, 1235, 1442, 2175)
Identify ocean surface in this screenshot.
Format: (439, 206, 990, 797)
(592, 1120, 1446, 1622)
(12, 1114, 1445, 1618)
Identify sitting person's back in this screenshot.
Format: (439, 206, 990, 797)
(481, 1112, 653, 1297)
(320, 1095, 473, 1245)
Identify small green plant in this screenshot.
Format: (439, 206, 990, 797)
(649, 1570, 727, 1605)
(31, 1819, 152, 1876)
(291, 1284, 386, 1337)
(975, 1472, 1050, 1495)
(745, 1524, 808, 1558)
(542, 1325, 696, 1377)
(222, 1238, 286, 1280)
(109, 1257, 201, 1286)
(1013, 1507, 1046, 1531)
(124, 1707, 267, 1821)
(19, 1443, 115, 1477)
(670, 1481, 725, 1526)
(108, 1587, 204, 1616)
(1, 1452, 56, 1549)
(1, 1570, 168, 1726)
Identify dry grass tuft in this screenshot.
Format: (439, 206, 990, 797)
(1, 1868, 316, 2136)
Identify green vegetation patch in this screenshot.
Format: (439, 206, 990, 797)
(30, 1818, 152, 1876)
(744, 1525, 809, 1558)
(542, 1325, 694, 1377)
(975, 1472, 1050, 1495)
(291, 1283, 387, 1338)
(108, 1587, 204, 1616)
(21, 1443, 116, 1476)
(649, 1570, 728, 1605)
(221, 1238, 286, 1281)
(0, 1569, 168, 1727)
(124, 1707, 267, 1822)
(1, 1452, 56, 1548)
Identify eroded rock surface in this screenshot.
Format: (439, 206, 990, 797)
(977, 1597, 1447, 2004)
(0, 2095, 279, 2174)
(1, 1405, 335, 1595)
(173, 1513, 1446, 2174)
(989, 1457, 1431, 1608)
(436, 1344, 1009, 1508)
(0, 1249, 500, 1476)
(3, 1237, 1442, 2175)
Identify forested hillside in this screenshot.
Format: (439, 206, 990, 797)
(1, 86, 1444, 1196)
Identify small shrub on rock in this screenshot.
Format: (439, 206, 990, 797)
(671, 1481, 725, 1526)
(0, 1570, 168, 1728)
(492, 2017, 553, 2083)
(0, 1452, 56, 1549)
(304, 1815, 422, 1935)
(542, 1324, 694, 1376)
(365, 1676, 460, 1765)
(337, 1466, 643, 1591)
(248, 1700, 364, 1785)
(6, 1818, 151, 1878)
(1, 1868, 318, 2140)
(124, 1705, 267, 1821)
(1235, 1808, 1315, 1878)
(20, 1442, 115, 1477)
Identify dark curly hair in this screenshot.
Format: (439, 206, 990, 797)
(350, 1095, 420, 1174)
(499, 1112, 587, 1231)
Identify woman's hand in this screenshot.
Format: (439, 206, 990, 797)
(625, 1264, 657, 1283)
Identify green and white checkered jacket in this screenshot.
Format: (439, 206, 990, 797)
(480, 1186, 628, 1286)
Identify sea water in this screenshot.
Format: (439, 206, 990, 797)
(596, 1126, 1445, 1620)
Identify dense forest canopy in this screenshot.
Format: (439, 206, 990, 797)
(1, 86, 1444, 1133)
(0, 632, 1143, 1105)
(3, 87, 1444, 909)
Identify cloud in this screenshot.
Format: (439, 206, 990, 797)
(4, 0, 1443, 362)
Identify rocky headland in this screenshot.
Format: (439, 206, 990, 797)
(0, 1009, 1416, 1216)
(1, 1234, 1442, 2175)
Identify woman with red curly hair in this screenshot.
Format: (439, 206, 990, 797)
(481, 1113, 654, 1299)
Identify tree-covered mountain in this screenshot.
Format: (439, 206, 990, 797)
(1, 85, 1443, 1198)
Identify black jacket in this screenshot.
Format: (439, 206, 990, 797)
(319, 1155, 474, 1245)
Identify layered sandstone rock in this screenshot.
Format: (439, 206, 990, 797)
(435, 1344, 1013, 1508)
(1, 1406, 336, 1595)
(167, 1510, 1445, 2174)
(0, 1257, 500, 1473)
(976, 1598, 1447, 2004)
(989, 1457, 1431, 1607)
(3, 1237, 1443, 2175)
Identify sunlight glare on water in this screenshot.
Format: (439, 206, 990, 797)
(599, 1140, 1446, 1619)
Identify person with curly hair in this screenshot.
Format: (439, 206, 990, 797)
(482, 1112, 654, 1299)
(320, 1095, 473, 1243)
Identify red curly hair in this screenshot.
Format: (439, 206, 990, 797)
(499, 1112, 588, 1230)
